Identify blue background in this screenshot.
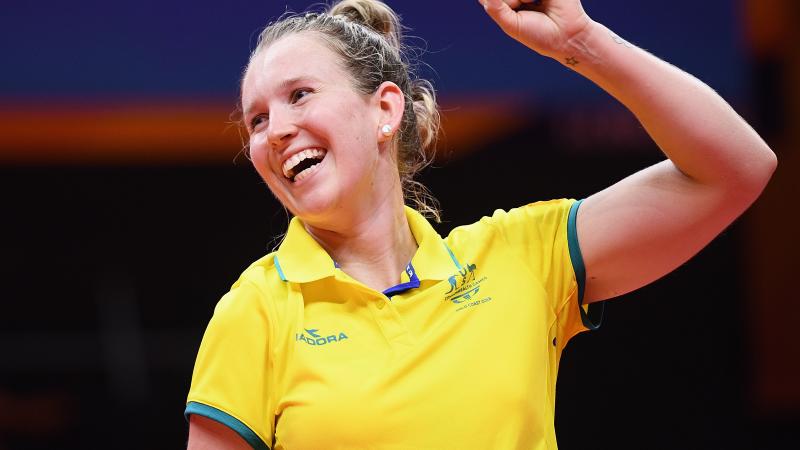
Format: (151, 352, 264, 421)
(1, 0, 746, 102)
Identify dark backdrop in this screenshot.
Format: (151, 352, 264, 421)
(1, 0, 798, 449)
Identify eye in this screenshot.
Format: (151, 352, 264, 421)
(249, 113, 268, 131)
(290, 88, 312, 104)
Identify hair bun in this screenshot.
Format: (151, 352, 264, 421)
(330, 0, 402, 48)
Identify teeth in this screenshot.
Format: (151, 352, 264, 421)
(293, 159, 322, 182)
(282, 148, 326, 179)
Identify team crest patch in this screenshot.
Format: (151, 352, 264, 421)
(444, 263, 491, 311)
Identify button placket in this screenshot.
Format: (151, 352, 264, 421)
(370, 294, 412, 346)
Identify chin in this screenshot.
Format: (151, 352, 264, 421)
(285, 193, 342, 225)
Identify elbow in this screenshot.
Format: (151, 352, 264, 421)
(764, 147, 778, 178)
(751, 145, 778, 190)
(730, 144, 777, 201)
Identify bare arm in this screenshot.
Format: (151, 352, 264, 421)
(187, 415, 253, 450)
(481, 0, 777, 302)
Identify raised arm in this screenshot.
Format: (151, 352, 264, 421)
(481, 0, 777, 303)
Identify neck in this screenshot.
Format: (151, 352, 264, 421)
(303, 190, 417, 293)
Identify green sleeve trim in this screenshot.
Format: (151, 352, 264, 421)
(567, 199, 603, 331)
(185, 401, 271, 450)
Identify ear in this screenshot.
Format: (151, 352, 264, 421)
(374, 81, 405, 144)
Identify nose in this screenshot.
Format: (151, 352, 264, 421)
(267, 108, 297, 148)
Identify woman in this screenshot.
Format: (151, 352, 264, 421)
(185, 0, 776, 448)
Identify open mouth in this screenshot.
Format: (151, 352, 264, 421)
(282, 148, 327, 183)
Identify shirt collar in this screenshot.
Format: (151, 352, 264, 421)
(404, 206, 462, 281)
(274, 206, 460, 283)
(274, 217, 336, 283)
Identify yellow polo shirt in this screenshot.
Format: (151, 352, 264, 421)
(186, 199, 602, 450)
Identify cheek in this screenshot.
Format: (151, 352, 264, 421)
(248, 145, 267, 174)
(248, 142, 280, 186)
(333, 111, 379, 155)
(322, 98, 375, 139)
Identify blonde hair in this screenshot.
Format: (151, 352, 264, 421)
(246, 0, 441, 222)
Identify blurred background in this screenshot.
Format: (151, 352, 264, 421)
(1, 0, 798, 448)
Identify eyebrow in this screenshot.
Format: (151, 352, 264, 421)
(243, 76, 320, 118)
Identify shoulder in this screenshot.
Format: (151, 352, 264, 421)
(211, 252, 287, 322)
(489, 199, 575, 226)
(236, 251, 283, 288)
(445, 199, 576, 244)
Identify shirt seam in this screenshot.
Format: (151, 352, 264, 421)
(486, 214, 561, 325)
(238, 276, 278, 436)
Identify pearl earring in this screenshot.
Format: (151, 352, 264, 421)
(381, 124, 392, 137)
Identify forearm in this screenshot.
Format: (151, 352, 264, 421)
(560, 21, 776, 191)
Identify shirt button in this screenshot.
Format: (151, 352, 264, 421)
(376, 301, 385, 310)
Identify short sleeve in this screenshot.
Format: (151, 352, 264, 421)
(185, 281, 274, 450)
(487, 199, 603, 342)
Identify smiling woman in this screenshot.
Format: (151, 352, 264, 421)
(241, 3, 442, 226)
(241, 31, 413, 229)
(184, 1, 775, 449)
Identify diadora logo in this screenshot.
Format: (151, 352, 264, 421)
(444, 263, 491, 311)
(296, 328, 349, 346)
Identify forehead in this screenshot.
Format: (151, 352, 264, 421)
(243, 32, 348, 97)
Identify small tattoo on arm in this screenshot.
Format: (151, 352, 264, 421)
(609, 30, 633, 48)
(565, 56, 579, 67)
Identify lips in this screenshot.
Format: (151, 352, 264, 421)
(281, 148, 327, 182)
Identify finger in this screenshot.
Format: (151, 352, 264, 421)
(503, 0, 525, 8)
(517, 0, 545, 12)
(479, 0, 519, 35)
